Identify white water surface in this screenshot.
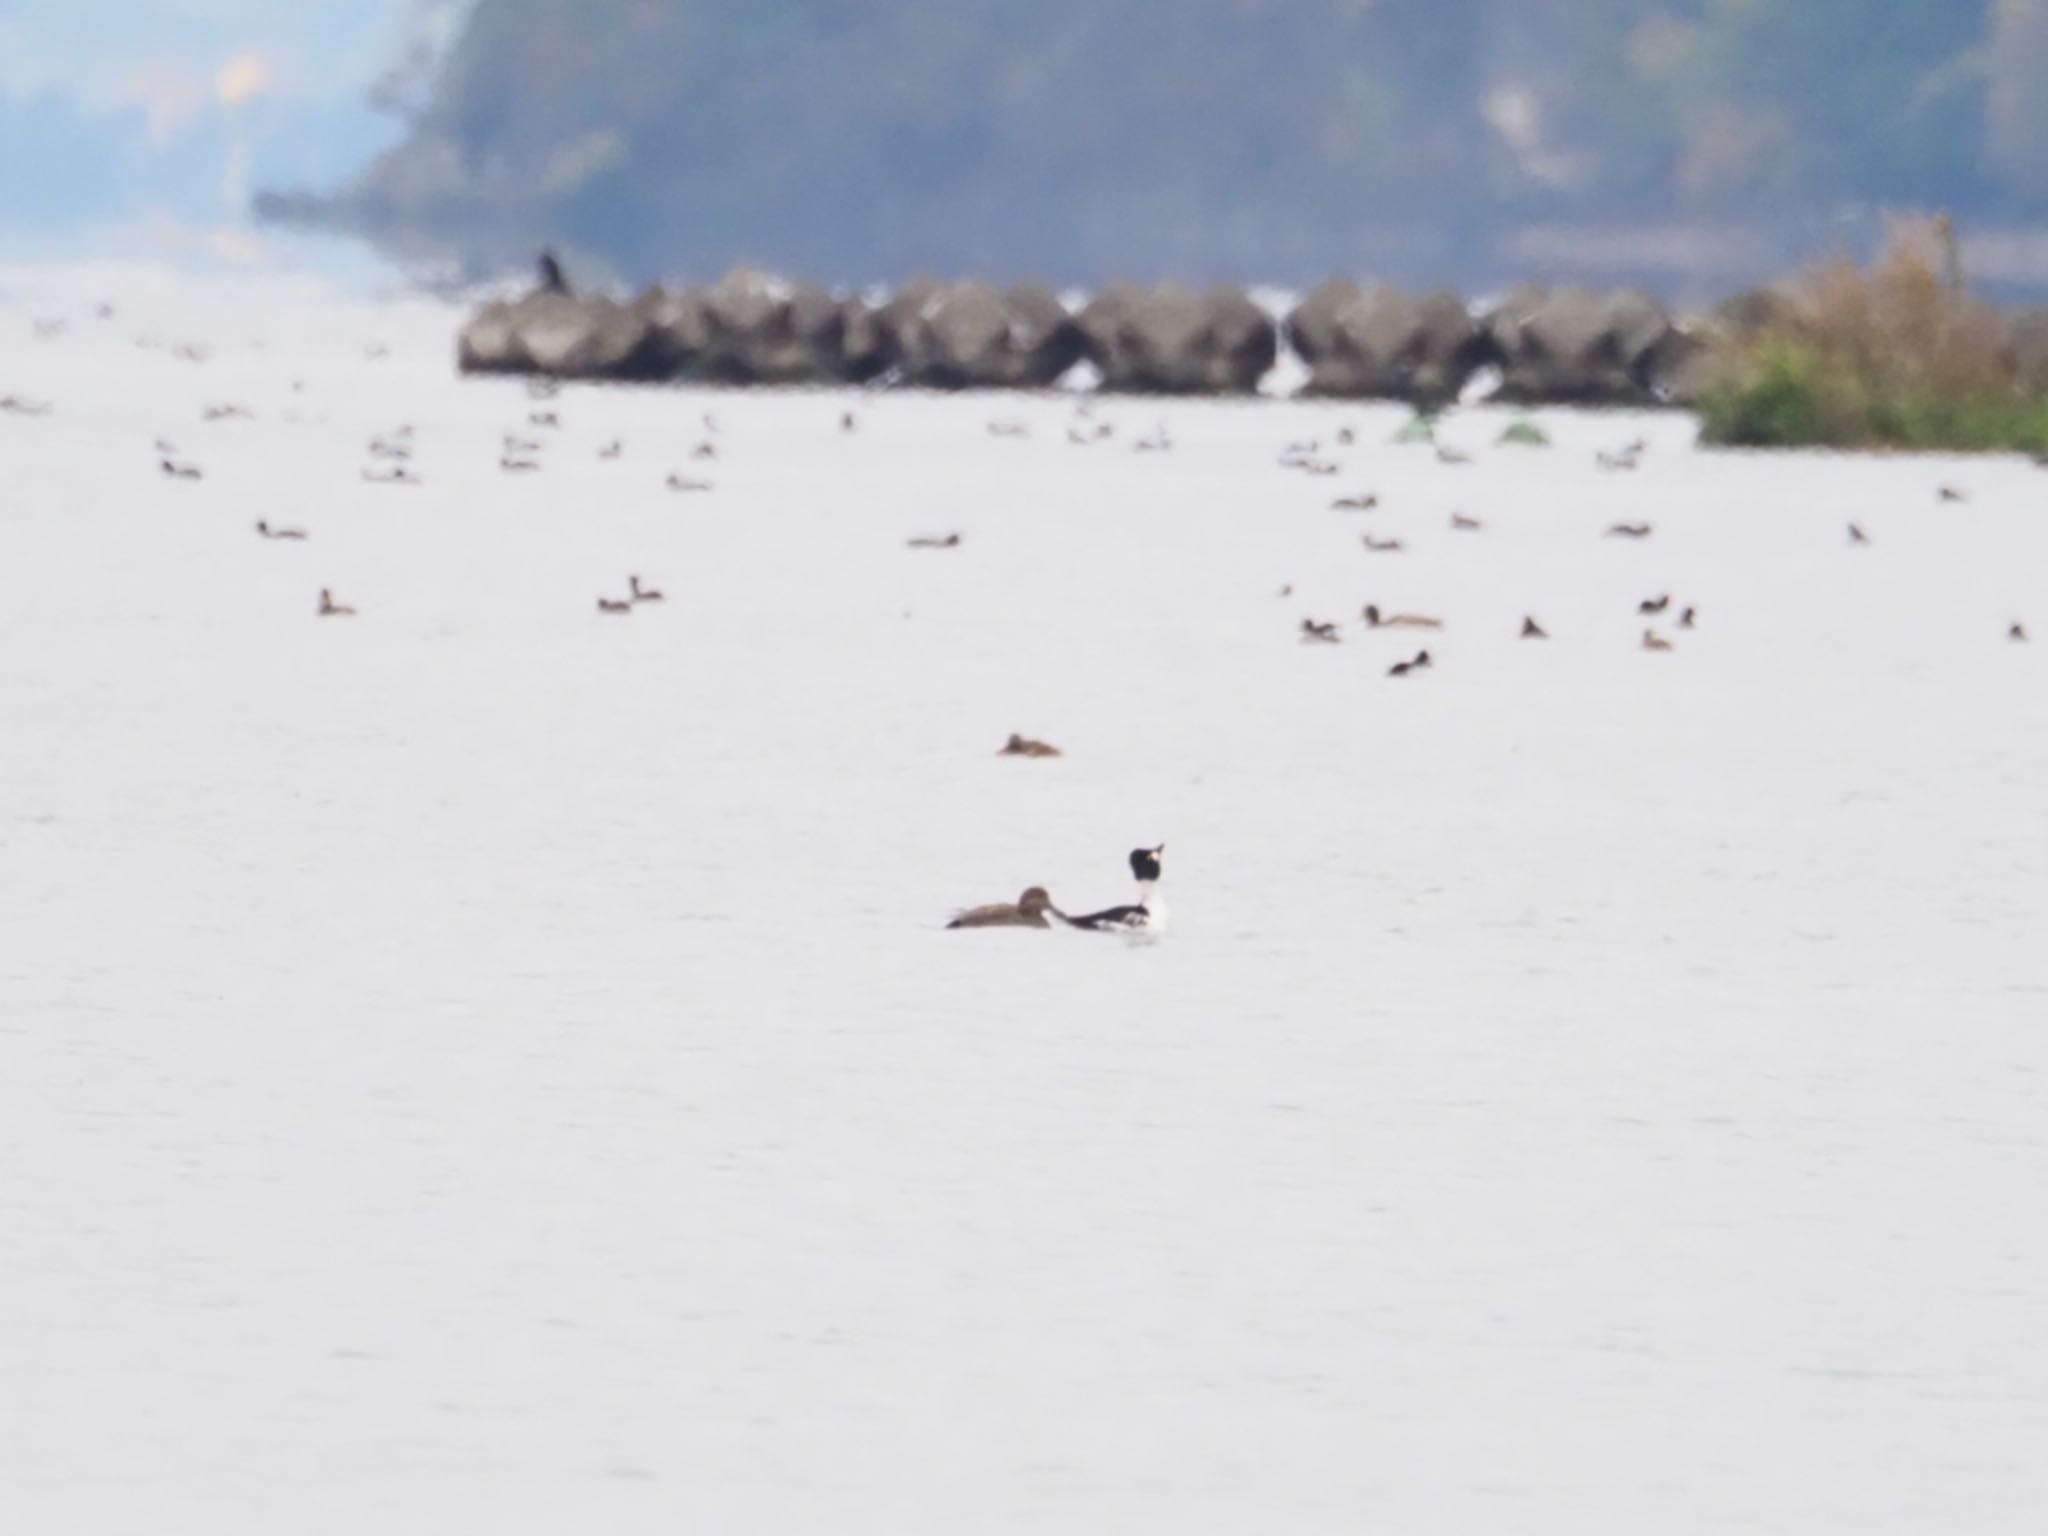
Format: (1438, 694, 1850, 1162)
(3, 268, 2046, 1533)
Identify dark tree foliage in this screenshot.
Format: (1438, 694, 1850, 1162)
(261, 0, 2042, 294)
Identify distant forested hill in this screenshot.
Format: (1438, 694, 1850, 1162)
(261, 0, 2048, 296)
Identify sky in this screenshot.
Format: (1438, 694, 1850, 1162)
(0, 0, 432, 270)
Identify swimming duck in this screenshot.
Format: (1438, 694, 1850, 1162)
(159, 458, 201, 481)
(1061, 846, 1167, 934)
(907, 533, 961, 549)
(629, 575, 664, 603)
(1330, 493, 1379, 511)
(1449, 512, 1483, 531)
(1363, 604, 1441, 630)
(317, 588, 356, 617)
(1521, 616, 1548, 639)
(1362, 535, 1405, 553)
(1606, 523, 1653, 539)
(997, 734, 1061, 758)
(597, 597, 633, 615)
(255, 520, 307, 541)
(1300, 618, 1342, 644)
(1642, 629, 1673, 652)
(947, 887, 1059, 930)
(1638, 594, 1670, 615)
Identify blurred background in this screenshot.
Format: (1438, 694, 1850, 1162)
(8, 0, 2048, 299)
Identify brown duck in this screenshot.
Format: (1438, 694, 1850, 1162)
(998, 734, 1062, 758)
(947, 887, 1059, 929)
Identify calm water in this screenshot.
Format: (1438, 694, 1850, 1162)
(3, 272, 2045, 1532)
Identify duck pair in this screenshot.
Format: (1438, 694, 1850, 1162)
(949, 846, 1167, 934)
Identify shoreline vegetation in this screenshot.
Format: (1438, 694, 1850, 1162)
(458, 220, 2048, 457)
(1698, 220, 2048, 455)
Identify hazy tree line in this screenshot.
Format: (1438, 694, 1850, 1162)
(261, 0, 2048, 297)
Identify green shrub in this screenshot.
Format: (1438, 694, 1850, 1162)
(1698, 218, 2048, 454)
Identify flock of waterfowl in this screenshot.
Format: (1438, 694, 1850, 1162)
(12, 297, 2036, 942)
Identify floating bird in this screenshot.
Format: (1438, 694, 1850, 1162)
(1937, 485, 1968, 503)
(2011, 622, 2030, 643)
(0, 394, 53, 416)
(1300, 618, 1342, 643)
(529, 410, 561, 429)
(1435, 444, 1474, 465)
(159, 458, 201, 480)
(598, 440, 623, 459)
(629, 575, 664, 603)
(597, 597, 633, 615)
(1450, 512, 1483, 531)
(255, 520, 307, 541)
(1362, 535, 1405, 553)
(1848, 522, 1870, 545)
(948, 887, 1059, 930)
(1642, 629, 1674, 652)
(987, 421, 1030, 438)
(1330, 493, 1379, 511)
(1061, 846, 1168, 934)
(503, 435, 542, 454)
(1134, 428, 1173, 453)
(907, 532, 961, 549)
(665, 474, 713, 493)
(691, 441, 717, 460)
(1638, 594, 1671, 615)
(362, 465, 419, 485)
(1596, 445, 1644, 471)
(1521, 616, 1548, 639)
(1363, 604, 1441, 630)
(1336, 426, 1357, 446)
(500, 457, 541, 473)
(1388, 648, 1434, 677)
(1606, 523, 1653, 539)
(1677, 606, 1697, 629)
(1277, 583, 1294, 598)
(317, 588, 356, 617)
(998, 734, 1061, 758)
(202, 403, 252, 421)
